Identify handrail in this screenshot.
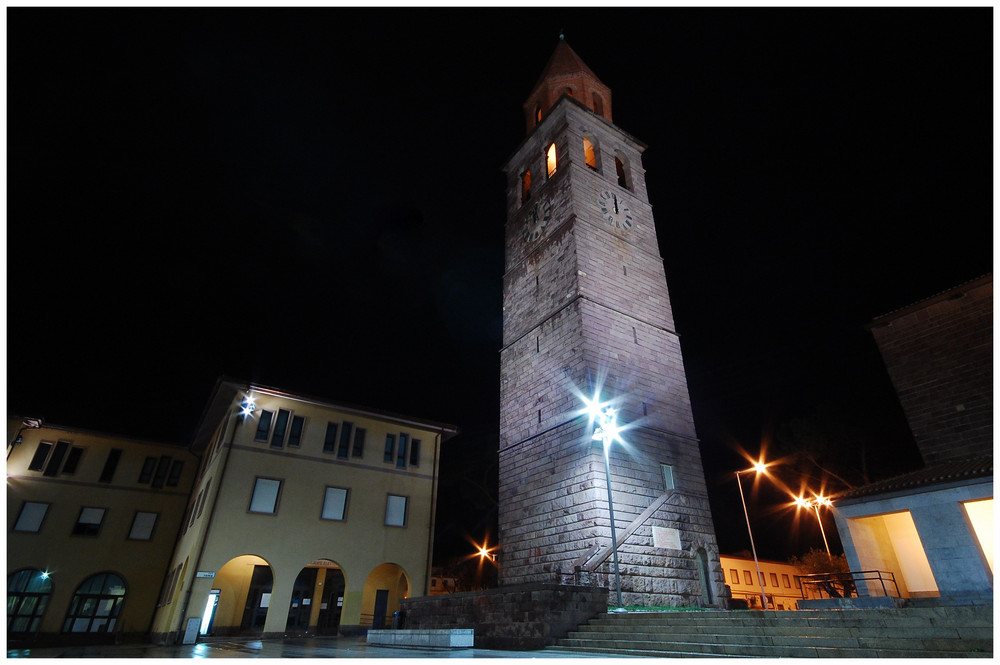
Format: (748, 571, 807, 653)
(798, 570, 900, 599)
(360, 613, 392, 629)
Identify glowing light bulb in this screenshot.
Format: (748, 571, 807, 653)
(239, 394, 257, 418)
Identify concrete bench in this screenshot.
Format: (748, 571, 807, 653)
(367, 628, 474, 649)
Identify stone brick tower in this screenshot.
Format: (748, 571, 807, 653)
(498, 39, 726, 607)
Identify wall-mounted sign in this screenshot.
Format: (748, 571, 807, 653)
(195, 571, 216, 579)
(652, 526, 682, 550)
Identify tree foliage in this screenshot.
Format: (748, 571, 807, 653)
(788, 548, 853, 598)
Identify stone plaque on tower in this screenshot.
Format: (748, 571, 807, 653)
(498, 39, 726, 607)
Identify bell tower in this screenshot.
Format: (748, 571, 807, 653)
(498, 39, 726, 607)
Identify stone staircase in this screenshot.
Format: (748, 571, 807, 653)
(546, 606, 993, 657)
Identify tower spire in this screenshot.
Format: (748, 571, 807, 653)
(522, 39, 612, 133)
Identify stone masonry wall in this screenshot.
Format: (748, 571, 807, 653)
(870, 276, 992, 464)
(399, 583, 607, 650)
(499, 96, 725, 607)
(498, 413, 726, 606)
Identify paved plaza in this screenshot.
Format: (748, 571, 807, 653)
(6, 635, 615, 659)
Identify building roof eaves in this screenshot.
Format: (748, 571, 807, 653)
(833, 456, 993, 504)
(867, 274, 992, 329)
(9, 416, 186, 450)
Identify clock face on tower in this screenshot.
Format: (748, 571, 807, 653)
(523, 198, 553, 243)
(598, 189, 633, 230)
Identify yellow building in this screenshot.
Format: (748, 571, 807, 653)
(148, 379, 457, 643)
(8, 378, 456, 646)
(7, 417, 198, 643)
(719, 554, 817, 610)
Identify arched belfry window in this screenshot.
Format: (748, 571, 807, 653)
(563, 87, 573, 97)
(535, 104, 542, 125)
(546, 143, 557, 178)
(615, 154, 631, 190)
(592, 93, 604, 116)
(583, 138, 597, 171)
(521, 170, 532, 204)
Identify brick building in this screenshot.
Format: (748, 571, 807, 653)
(832, 275, 992, 603)
(868, 274, 992, 464)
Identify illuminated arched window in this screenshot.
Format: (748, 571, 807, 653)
(535, 105, 542, 124)
(521, 170, 532, 203)
(546, 143, 557, 178)
(583, 138, 597, 171)
(615, 155, 631, 190)
(592, 93, 604, 116)
(8, 569, 53, 635)
(62, 572, 126, 633)
(563, 87, 573, 97)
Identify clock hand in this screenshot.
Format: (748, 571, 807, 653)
(613, 194, 619, 214)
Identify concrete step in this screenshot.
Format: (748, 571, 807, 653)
(571, 624, 994, 641)
(553, 637, 990, 658)
(552, 607, 993, 658)
(587, 609, 992, 628)
(563, 631, 993, 653)
(545, 644, 741, 658)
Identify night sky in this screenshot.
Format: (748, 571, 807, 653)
(7, 8, 992, 562)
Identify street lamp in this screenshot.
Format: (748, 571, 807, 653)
(587, 398, 626, 613)
(735, 462, 770, 610)
(795, 495, 833, 555)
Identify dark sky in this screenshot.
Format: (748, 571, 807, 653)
(8, 8, 992, 562)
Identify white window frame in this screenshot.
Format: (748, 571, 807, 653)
(73, 507, 107, 536)
(249, 477, 282, 514)
(321, 487, 349, 521)
(128, 511, 159, 540)
(14, 501, 49, 532)
(385, 494, 408, 527)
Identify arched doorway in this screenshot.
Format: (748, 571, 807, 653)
(8, 569, 53, 635)
(211, 555, 273, 637)
(362, 564, 408, 629)
(284, 559, 346, 635)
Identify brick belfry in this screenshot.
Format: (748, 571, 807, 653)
(498, 39, 727, 607)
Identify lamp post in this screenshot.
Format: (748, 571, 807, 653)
(592, 405, 626, 612)
(735, 463, 770, 610)
(795, 495, 832, 555)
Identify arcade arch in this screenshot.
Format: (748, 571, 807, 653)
(209, 554, 273, 636)
(284, 559, 347, 635)
(361, 563, 409, 629)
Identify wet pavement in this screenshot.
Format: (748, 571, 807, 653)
(7, 635, 614, 659)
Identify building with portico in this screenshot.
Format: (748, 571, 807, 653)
(8, 378, 455, 646)
(148, 378, 456, 643)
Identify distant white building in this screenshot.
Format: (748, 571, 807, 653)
(719, 554, 819, 610)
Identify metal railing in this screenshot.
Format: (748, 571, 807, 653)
(359, 613, 391, 629)
(730, 590, 803, 610)
(798, 570, 900, 599)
